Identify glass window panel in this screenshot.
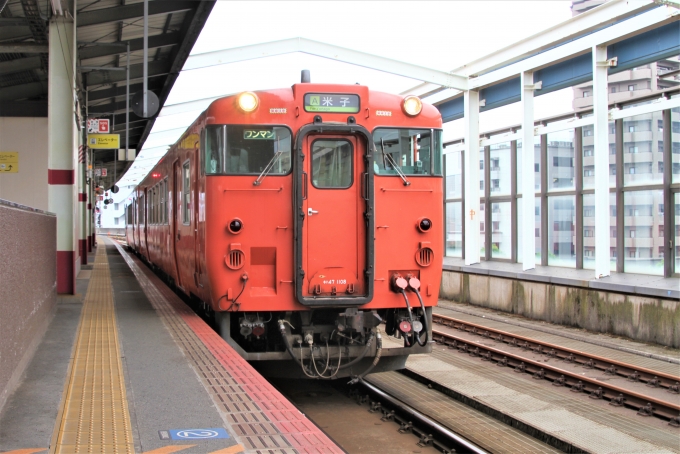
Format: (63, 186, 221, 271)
(624, 190, 663, 275)
(491, 202, 511, 259)
(623, 110, 664, 187)
(673, 107, 680, 184)
(675, 193, 680, 273)
(446, 202, 463, 257)
(489, 143, 511, 196)
(582, 121, 615, 190)
(583, 193, 616, 271)
(311, 139, 353, 188)
(516, 137, 541, 195)
(445, 151, 462, 199)
(517, 197, 541, 263)
(480, 202, 485, 256)
(479, 147, 485, 193)
(548, 195, 575, 267)
(547, 130, 575, 192)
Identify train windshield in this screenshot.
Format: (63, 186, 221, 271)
(204, 125, 292, 175)
(372, 128, 442, 176)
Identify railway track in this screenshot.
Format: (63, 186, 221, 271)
(274, 377, 487, 453)
(432, 313, 680, 424)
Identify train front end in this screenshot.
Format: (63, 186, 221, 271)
(202, 81, 443, 378)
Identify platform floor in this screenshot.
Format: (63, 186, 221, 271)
(0, 237, 341, 454)
(396, 301, 680, 453)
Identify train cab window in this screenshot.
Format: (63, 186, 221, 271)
(311, 139, 353, 188)
(373, 128, 442, 176)
(182, 161, 191, 224)
(204, 125, 292, 175)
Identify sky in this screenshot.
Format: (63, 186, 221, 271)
(118, 1, 574, 186)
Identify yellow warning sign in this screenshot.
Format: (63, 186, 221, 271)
(0, 151, 18, 173)
(88, 134, 120, 149)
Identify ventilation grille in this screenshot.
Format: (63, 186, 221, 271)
(416, 247, 433, 267)
(226, 250, 245, 270)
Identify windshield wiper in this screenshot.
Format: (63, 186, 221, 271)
(381, 138, 410, 186)
(253, 151, 283, 186)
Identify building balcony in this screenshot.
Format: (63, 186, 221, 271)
(624, 237, 653, 248)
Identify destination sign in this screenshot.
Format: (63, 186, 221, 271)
(243, 129, 276, 140)
(304, 93, 360, 113)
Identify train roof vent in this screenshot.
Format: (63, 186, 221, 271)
(416, 247, 433, 267)
(226, 250, 245, 270)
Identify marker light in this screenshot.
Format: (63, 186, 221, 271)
(402, 95, 422, 116)
(237, 92, 259, 112)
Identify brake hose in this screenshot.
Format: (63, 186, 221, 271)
(399, 289, 418, 348)
(348, 328, 382, 385)
(408, 277, 428, 346)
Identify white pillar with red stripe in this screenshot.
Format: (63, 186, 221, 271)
(78, 143, 87, 265)
(48, 15, 77, 294)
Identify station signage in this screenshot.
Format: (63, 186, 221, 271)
(0, 151, 18, 173)
(88, 134, 120, 149)
(88, 119, 110, 134)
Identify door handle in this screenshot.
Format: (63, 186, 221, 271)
(308, 207, 319, 216)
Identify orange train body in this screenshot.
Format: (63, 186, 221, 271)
(126, 81, 443, 378)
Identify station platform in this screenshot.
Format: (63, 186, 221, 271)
(398, 301, 679, 453)
(0, 237, 341, 454)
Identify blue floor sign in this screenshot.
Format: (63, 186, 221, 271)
(159, 428, 230, 440)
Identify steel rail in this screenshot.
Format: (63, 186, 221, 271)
(356, 379, 488, 454)
(430, 329, 680, 422)
(433, 314, 680, 392)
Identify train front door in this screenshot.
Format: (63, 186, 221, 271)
(301, 134, 368, 300)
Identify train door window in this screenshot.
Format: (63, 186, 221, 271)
(140, 194, 145, 224)
(373, 128, 443, 176)
(182, 161, 191, 224)
(311, 139, 353, 188)
(163, 179, 167, 224)
(159, 181, 164, 224)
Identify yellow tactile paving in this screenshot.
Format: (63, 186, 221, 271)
(51, 243, 134, 454)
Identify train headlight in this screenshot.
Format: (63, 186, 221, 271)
(402, 95, 422, 116)
(237, 92, 259, 112)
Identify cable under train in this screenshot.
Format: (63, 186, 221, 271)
(125, 71, 443, 379)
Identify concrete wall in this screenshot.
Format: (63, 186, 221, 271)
(0, 200, 56, 412)
(440, 270, 680, 348)
(0, 117, 49, 210)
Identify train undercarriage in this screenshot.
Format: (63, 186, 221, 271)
(215, 307, 433, 380)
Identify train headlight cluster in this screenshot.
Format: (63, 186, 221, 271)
(402, 95, 422, 116)
(237, 91, 259, 112)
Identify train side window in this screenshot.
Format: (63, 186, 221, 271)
(205, 125, 226, 174)
(372, 128, 443, 176)
(182, 161, 191, 224)
(311, 139, 353, 188)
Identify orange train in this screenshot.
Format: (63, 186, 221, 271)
(126, 73, 443, 379)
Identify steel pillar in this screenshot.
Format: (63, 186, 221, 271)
(521, 71, 536, 270)
(463, 89, 481, 265)
(592, 45, 611, 278)
(78, 140, 87, 265)
(48, 16, 76, 294)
